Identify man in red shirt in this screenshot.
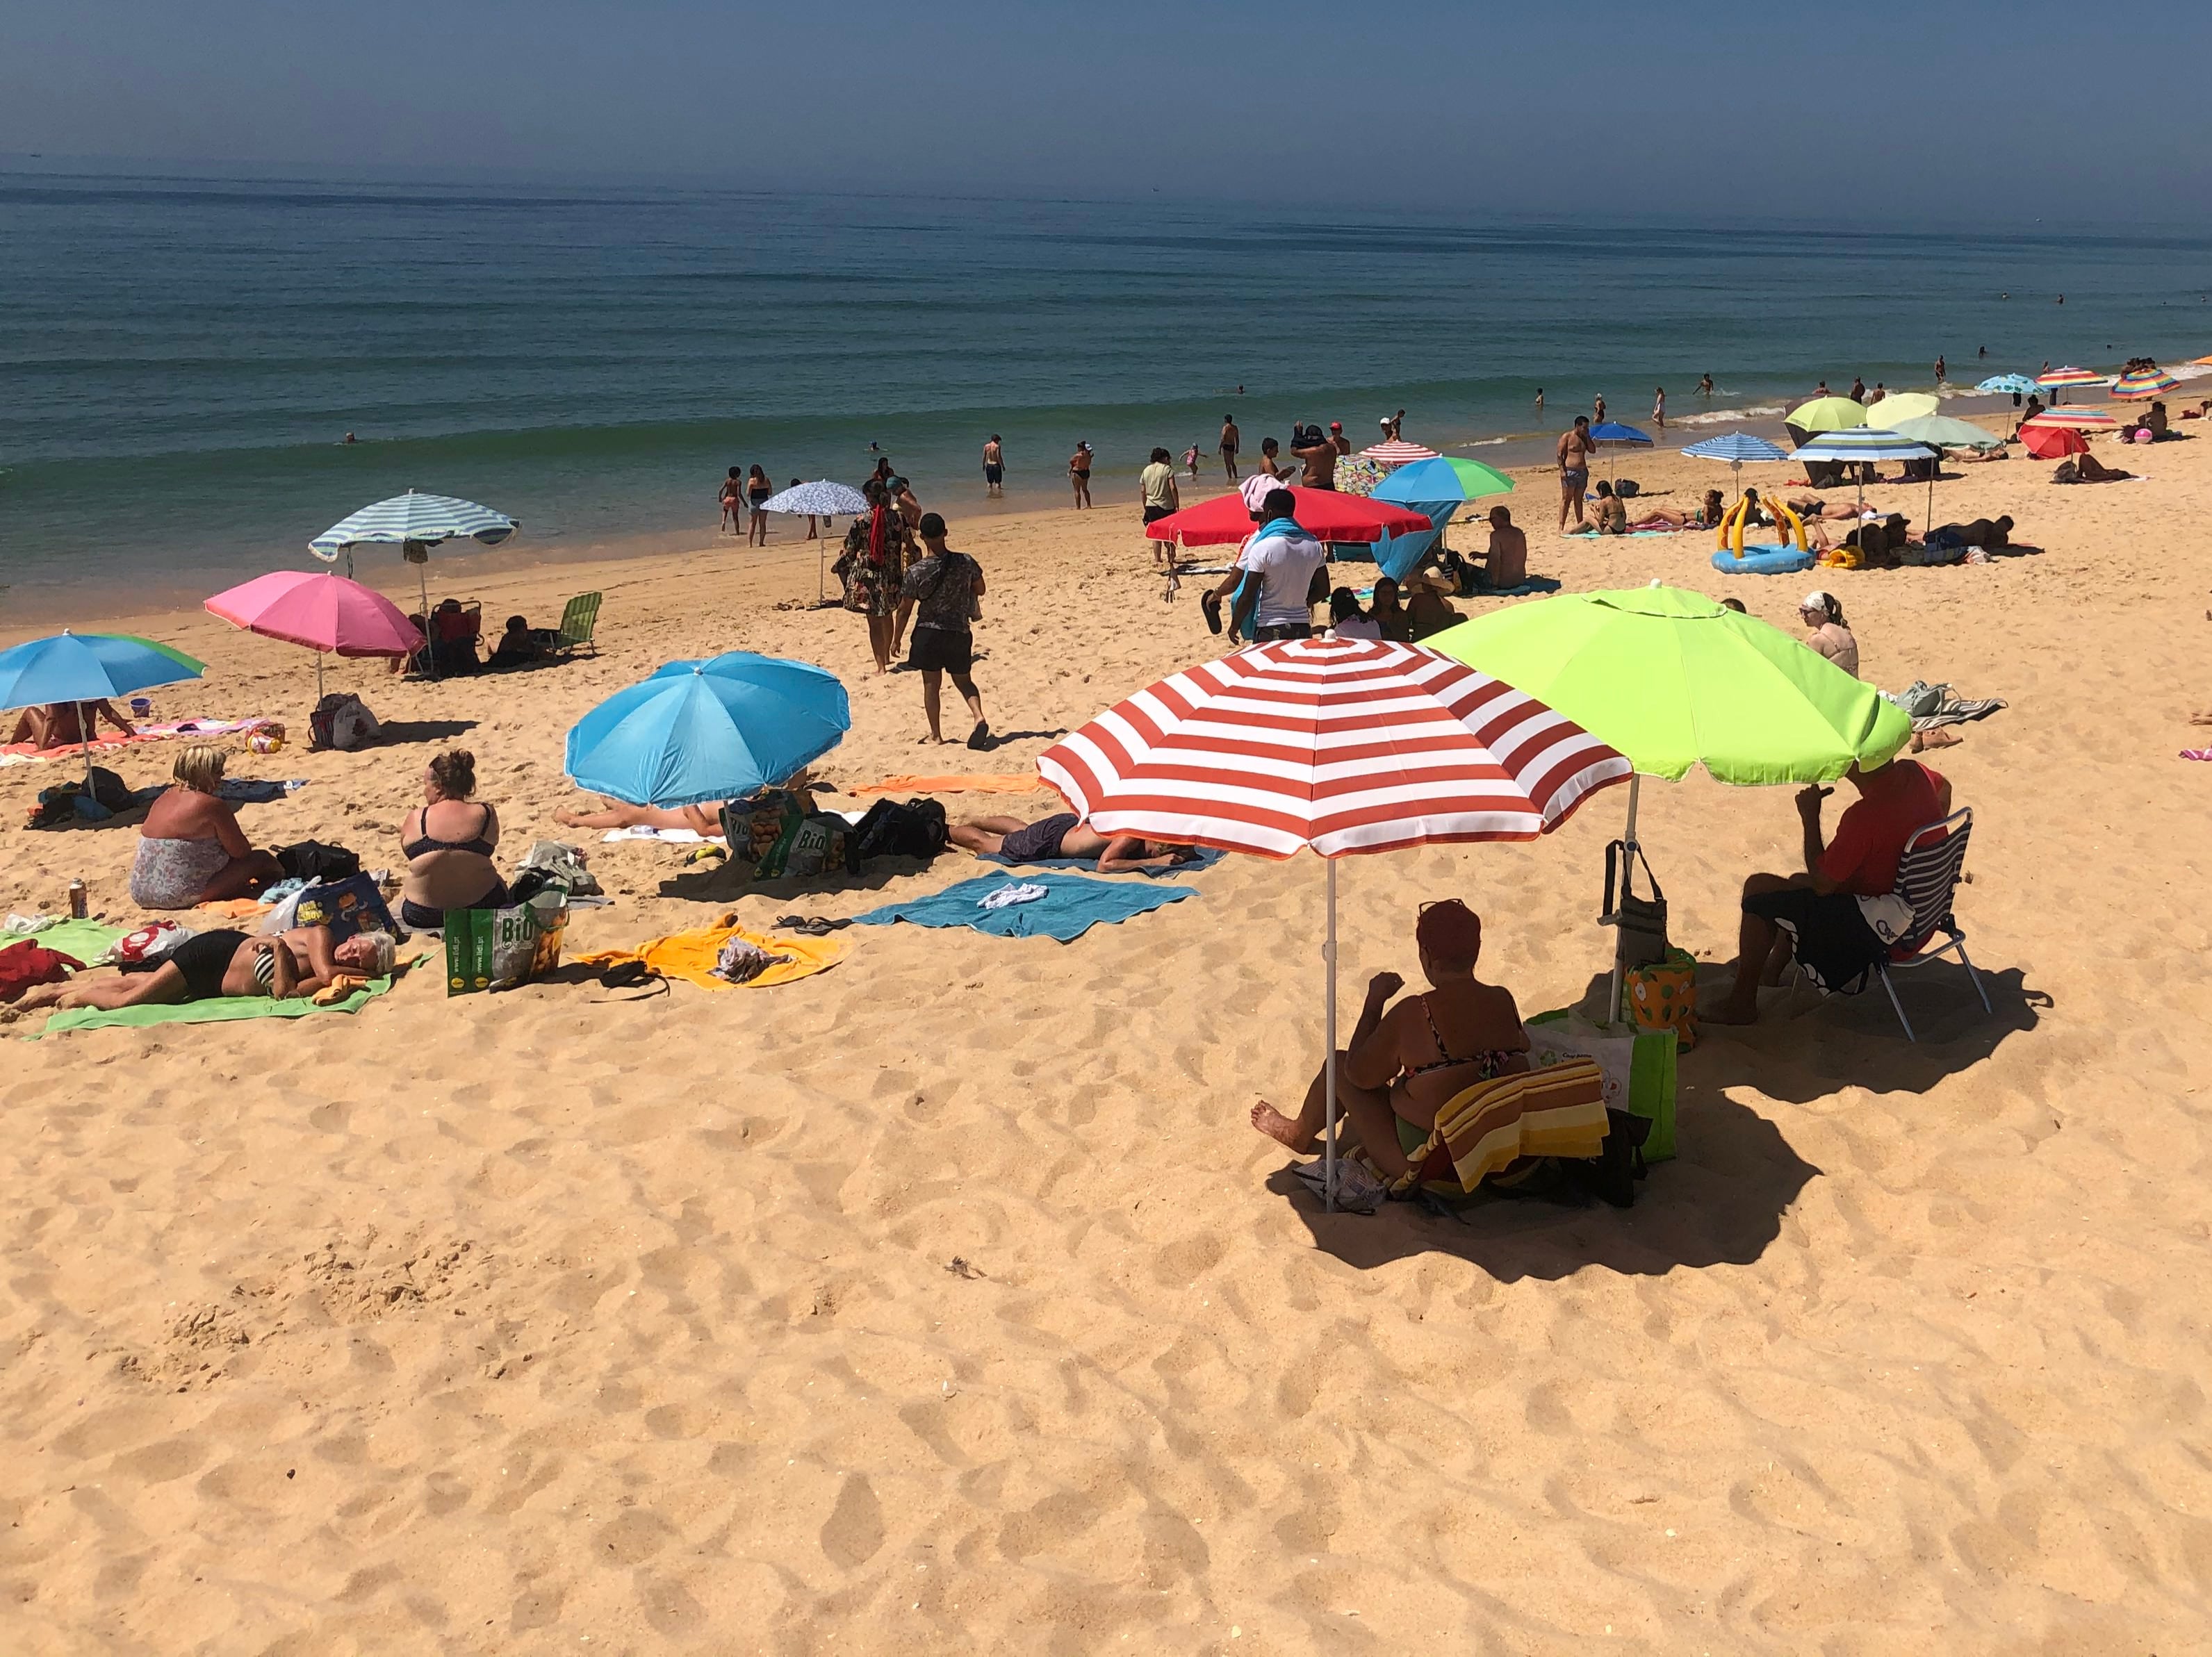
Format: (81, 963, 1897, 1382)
(1707, 758, 1951, 1024)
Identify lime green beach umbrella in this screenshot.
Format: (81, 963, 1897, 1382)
(1427, 585, 1911, 1016)
(1786, 396, 1871, 436)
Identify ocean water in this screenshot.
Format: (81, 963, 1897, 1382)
(3, 172, 2209, 609)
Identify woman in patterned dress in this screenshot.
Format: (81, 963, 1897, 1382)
(837, 479, 916, 673)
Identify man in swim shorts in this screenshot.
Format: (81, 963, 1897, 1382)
(1557, 415, 1596, 530)
(1219, 415, 1240, 482)
(982, 434, 1004, 496)
(950, 814, 1199, 873)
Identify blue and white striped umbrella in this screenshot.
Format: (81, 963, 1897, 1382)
(1792, 429, 1936, 464)
(310, 489, 518, 562)
(1682, 432, 1789, 465)
(1976, 374, 2038, 396)
(760, 480, 869, 519)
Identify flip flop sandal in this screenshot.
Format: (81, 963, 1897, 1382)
(1200, 590, 1224, 635)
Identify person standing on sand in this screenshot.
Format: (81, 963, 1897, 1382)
(836, 478, 915, 674)
(1068, 443, 1094, 509)
(719, 467, 744, 535)
(746, 465, 773, 547)
(983, 434, 1005, 497)
(1293, 424, 1336, 489)
(1220, 415, 1241, 481)
(1140, 447, 1181, 568)
(1652, 387, 1666, 430)
(1329, 420, 1351, 458)
(1252, 436, 1291, 482)
(791, 478, 818, 540)
(1557, 415, 1596, 530)
(893, 513, 990, 748)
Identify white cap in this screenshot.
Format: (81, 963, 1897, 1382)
(1801, 589, 1832, 611)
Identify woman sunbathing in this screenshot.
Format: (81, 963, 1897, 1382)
(554, 799, 723, 835)
(1250, 899, 1529, 1180)
(20, 926, 394, 1013)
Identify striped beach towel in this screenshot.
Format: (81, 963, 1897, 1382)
(1381, 1058, 1610, 1196)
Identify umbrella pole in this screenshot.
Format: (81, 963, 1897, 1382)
(78, 702, 92, 794)
(416, 557, 435, 681)
(1323, 857, 1338, 1213)
(316, 652, 326, 702)
(1609, 773, 1641, 1024)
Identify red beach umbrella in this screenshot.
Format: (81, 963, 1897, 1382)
(1036, 635, 1628, 1206)
(2021, 424, 2088, 461)
(1145, 487, 1436, 549)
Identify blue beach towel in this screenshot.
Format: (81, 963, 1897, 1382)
(971, 845, 1227, 879)
(853, 872, 1197, 941)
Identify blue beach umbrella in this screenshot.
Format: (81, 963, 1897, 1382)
(0, 629, 206, 782)
(1371, 455, 1517, 578)
(564, 652, 851, 807)
(1682, 431, 1789, 497)
(1976, 374, 2038, 397)
(1587, 421, 1654, 486)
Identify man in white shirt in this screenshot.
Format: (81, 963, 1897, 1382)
(1228, 488, 1327, 642)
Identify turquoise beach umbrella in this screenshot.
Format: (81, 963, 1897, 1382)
(1372, 456, 1517, 579)
(564, 652, 850, 807)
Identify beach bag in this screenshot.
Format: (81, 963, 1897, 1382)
(309, 693, 380, 752)
(1603, 839, 1669, 970)
(850, 797, 948, 865)
(444, 893, 568, 996)
(1625, 946, 1700, 1053)
(719, 791, 855, 880)
(290, 872, 398, 943)
(274, 839, 362, 882)
(1525, 1011, 1677, 1162)
(100, 921, 195, 967)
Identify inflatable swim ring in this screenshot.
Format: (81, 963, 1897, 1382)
(1716, 493, 1807, 557)
(1710, 543, 1816, 577)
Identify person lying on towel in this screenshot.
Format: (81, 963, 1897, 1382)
(1706, 757, 1950, 1025)
(949, 813, 1198, 873)
(17, 926, 395, 1015)
(1249, 899, 1531, 1182)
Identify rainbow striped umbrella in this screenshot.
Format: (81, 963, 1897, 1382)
(2035, 366, 2106, 388)
(2110, 370, 2178, 400)
(2024, 408, 2118, 430)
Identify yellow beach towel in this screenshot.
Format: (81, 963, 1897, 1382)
(1384, 1058, 1610, 1196)
(571, 914, 847, 990)
(845, 773, 1042, 797)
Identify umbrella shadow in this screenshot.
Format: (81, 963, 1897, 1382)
(653, 855, 941, 905)
(1265, 1077, 1820, 1281)
(371, 718, 478, 746)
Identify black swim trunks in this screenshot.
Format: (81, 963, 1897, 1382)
(164, 928, 250, 999)
(908, 626, 974, 675)
(999, 813, 1080, 863)
(1744, 887, 1887, 995)
(1142, 504, 1174, 525)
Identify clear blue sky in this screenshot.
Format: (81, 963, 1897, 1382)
(6, 1, 2209, 224)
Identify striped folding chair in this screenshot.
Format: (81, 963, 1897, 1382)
(1876, 807, 1992, 1042)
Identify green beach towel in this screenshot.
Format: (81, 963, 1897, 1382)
(19, 918, 126, 964)
(30, 974, 396, 1037)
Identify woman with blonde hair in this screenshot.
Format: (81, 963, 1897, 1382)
(397, 749, 507, 932)
(129, 744, 281, 909)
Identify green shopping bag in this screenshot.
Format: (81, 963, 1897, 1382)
(1524, 1009, 1677, 1162)
(443, 896, 568, 997)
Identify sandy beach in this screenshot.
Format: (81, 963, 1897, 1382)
(4, 426, 2211, 1653)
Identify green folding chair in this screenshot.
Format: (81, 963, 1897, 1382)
(546, 592, 602, 659)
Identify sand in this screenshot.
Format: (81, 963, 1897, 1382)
(4, 426, 2212, 1654)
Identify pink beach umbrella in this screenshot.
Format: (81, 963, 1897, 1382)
(204, 570, 425, 698)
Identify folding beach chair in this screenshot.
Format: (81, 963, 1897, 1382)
(546, 592, 602, 659)
(1875, 807, 1992, 1042)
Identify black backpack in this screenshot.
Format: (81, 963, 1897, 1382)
(850, 798, 948, 865)
(274, 839, 363, 882)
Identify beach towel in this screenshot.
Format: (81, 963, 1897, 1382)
(31, 973, 398, 1037)
(1377, 1059, 1612, 1197)
(847, 774, 1042, 797)
(0, 717, 277, 765)
(970, 843, 1227, 879)
(600, 825, 721, 844)
(27, 918, 126, 963)
(853, 872, 1195, 941)
(571, 914, 846, 989)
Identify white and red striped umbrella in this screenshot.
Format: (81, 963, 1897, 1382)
(1038, 635, 1628, 857)
(1038, 635, 1627, 1208)
(2035, 365, 2106, 387)
(2023, 407, 2118, 431)
(1358, 438, 1443, 465)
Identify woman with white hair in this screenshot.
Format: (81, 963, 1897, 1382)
(19, 925, 394, 1013)
(129, 743, 284, 909)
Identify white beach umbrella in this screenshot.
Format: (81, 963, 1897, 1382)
(309, 489, 518, 675)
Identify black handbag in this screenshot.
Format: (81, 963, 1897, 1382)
(1602, 839, 1668, 970)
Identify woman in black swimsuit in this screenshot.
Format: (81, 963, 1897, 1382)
(19, 925, 394, 1013)
(397, 750, 507, 932)
(746, 465, 773, 547)
(1250, 899, 1530, 1180)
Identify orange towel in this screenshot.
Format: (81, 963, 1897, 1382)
(845, 773, 1043, 797)
(194, 898, 272, 919)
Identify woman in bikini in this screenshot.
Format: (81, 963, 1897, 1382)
(746, 465, 773, 547)
(21, 925, 394, 1012)
(1250, 899, 1530, 1180)
(719, 467, 745, 534)
(396, 749, 507, 932)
